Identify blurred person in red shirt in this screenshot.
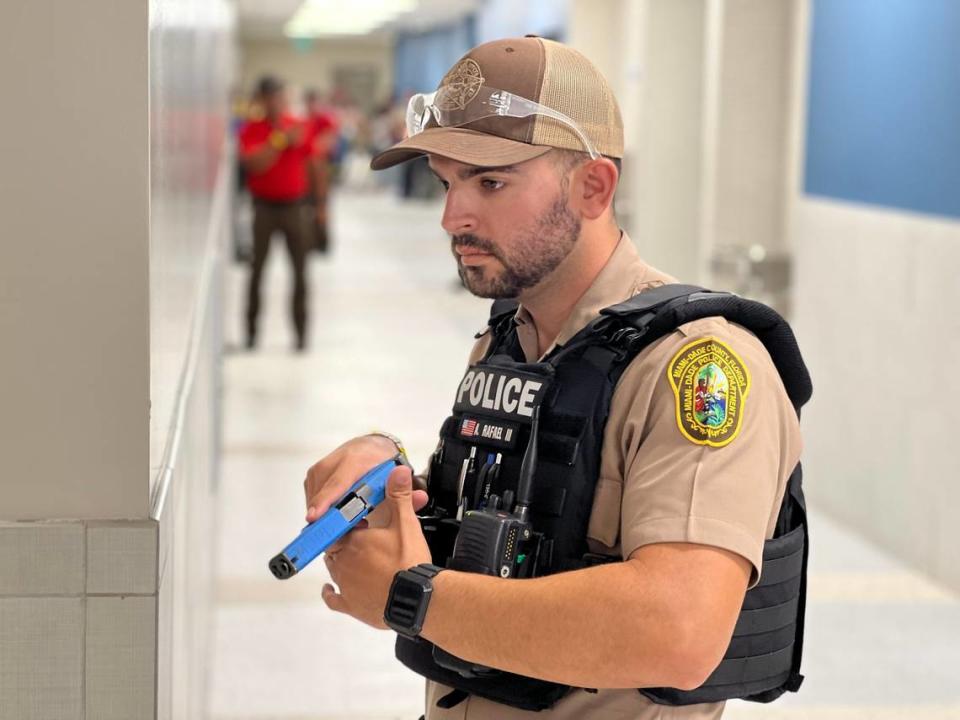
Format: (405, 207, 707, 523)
(239, 75, 316, 351)
(304, 89, 339, 254)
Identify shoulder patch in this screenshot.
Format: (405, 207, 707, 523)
(666, 337, 751, 448)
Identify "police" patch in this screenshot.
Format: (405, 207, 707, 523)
(667, 338, 751, 448)
(453, 366, 550, 423)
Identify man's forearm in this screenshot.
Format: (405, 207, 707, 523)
(420, 561, 695, 690)
(242, 143, 280, 174)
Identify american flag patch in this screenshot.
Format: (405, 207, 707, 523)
(461, 418, 479, 436)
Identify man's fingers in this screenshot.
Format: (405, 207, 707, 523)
(325, 520, 368, 555)
(321, 584, 347, 614)
(412, 489, 430, 513)
(306, 467, 356, 521)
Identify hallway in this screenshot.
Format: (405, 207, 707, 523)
(208, 189, 960, 720)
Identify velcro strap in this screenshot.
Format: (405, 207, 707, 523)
(733, 598, 799, 637)
(705, 644, 794, 686)
(743, 575, 801, 610)
(756, 547, 803, 587)
(726, 623, 794, 660)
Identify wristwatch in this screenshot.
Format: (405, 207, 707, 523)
(368, 431, 413, 470)
(384, 563, 444, 638)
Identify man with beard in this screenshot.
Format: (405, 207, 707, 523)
(300, 37, 803, 720)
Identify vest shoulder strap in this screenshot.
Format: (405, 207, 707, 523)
(484, 286, 812, 412)
(583, 287, 811, 413)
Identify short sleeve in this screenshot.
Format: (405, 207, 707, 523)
(604, 317, 802, 588)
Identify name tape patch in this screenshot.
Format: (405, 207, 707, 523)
(667, 338, 751, 448)
(457, 415, 521, 450)
(453, 366, 551, 423)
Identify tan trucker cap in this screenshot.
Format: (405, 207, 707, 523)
(370, 36, 624, 170)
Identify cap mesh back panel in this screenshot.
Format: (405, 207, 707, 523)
(534, 40, 624, 158)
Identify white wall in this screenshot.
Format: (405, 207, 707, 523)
(151, 1, 233, 716)
(791, 198, 960, 592)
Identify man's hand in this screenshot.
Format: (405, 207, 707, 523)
(321, 466, 432, 628)
(315, 203, 328, 227)
(285, 123, 306, 147)
(303, 435, 428, 523)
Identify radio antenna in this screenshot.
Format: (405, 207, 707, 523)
(514, 405, 540, 523)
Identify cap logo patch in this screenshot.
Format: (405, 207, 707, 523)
(436, 59, 485, 111)
(667, 338, 751, 448)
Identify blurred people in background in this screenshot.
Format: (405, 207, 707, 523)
(304, 89, 339, 254)
(238, 75, 319, 352)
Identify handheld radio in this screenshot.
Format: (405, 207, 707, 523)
(433, 406, 543, 676)
(268, 456, 402, 580)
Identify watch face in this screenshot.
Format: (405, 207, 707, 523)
(386, 571, 432, 636)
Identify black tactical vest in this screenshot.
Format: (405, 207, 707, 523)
(396, 285, 812, 712)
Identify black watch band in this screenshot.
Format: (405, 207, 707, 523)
(383, 563, 444, 638)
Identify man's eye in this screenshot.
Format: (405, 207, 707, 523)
(436, 179, 449, 192)
(480, 178, 504, 191)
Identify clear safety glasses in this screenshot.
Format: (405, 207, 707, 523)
(405, 85, 600, 160)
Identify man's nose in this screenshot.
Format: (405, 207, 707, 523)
(441, 192, 478, 236)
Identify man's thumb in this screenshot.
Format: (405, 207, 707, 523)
(387, 466, 413, 504)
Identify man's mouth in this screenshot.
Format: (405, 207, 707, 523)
(455, 246, 495, 266)
(455, 246, 491, 256)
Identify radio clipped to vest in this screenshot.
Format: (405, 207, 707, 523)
(431, 404, 543, 677)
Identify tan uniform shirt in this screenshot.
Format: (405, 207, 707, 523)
(424, 233, 803, 720)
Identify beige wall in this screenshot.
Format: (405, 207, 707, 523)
(570, 0, 797, 307)
(0, 0, 151, 521)
(711, 0, 795, 257)
(569, 0, 709, 283)
(0, 0, 231, 716)
(239, 36, 394, 109)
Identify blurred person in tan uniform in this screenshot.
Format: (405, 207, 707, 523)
(301, 37, 806, 720)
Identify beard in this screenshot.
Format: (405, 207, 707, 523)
(452, 194, 582, 299)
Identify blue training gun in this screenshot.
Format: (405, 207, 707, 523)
(268, 456, 402, 580)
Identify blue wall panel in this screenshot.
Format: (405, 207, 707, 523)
(393, 17, 476, 98)
(804, 0, 960, 219)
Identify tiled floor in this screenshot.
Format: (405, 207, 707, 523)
(208, 188, 960, 720)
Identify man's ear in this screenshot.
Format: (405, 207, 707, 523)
(573, 157, 618, 220)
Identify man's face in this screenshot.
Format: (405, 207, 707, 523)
(262, 90, 287, 118)
(428, 153, 581, 299)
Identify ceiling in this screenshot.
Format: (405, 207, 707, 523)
(235, 0, 479, 40)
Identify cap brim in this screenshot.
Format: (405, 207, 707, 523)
(370, 127, 553, 170)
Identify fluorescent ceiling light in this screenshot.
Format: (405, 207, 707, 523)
(284, 0, 418, 37)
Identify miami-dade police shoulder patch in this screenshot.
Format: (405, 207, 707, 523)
(666, 337, 751, 448)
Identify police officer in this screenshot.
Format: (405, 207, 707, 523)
(303, 37, 804, 720)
